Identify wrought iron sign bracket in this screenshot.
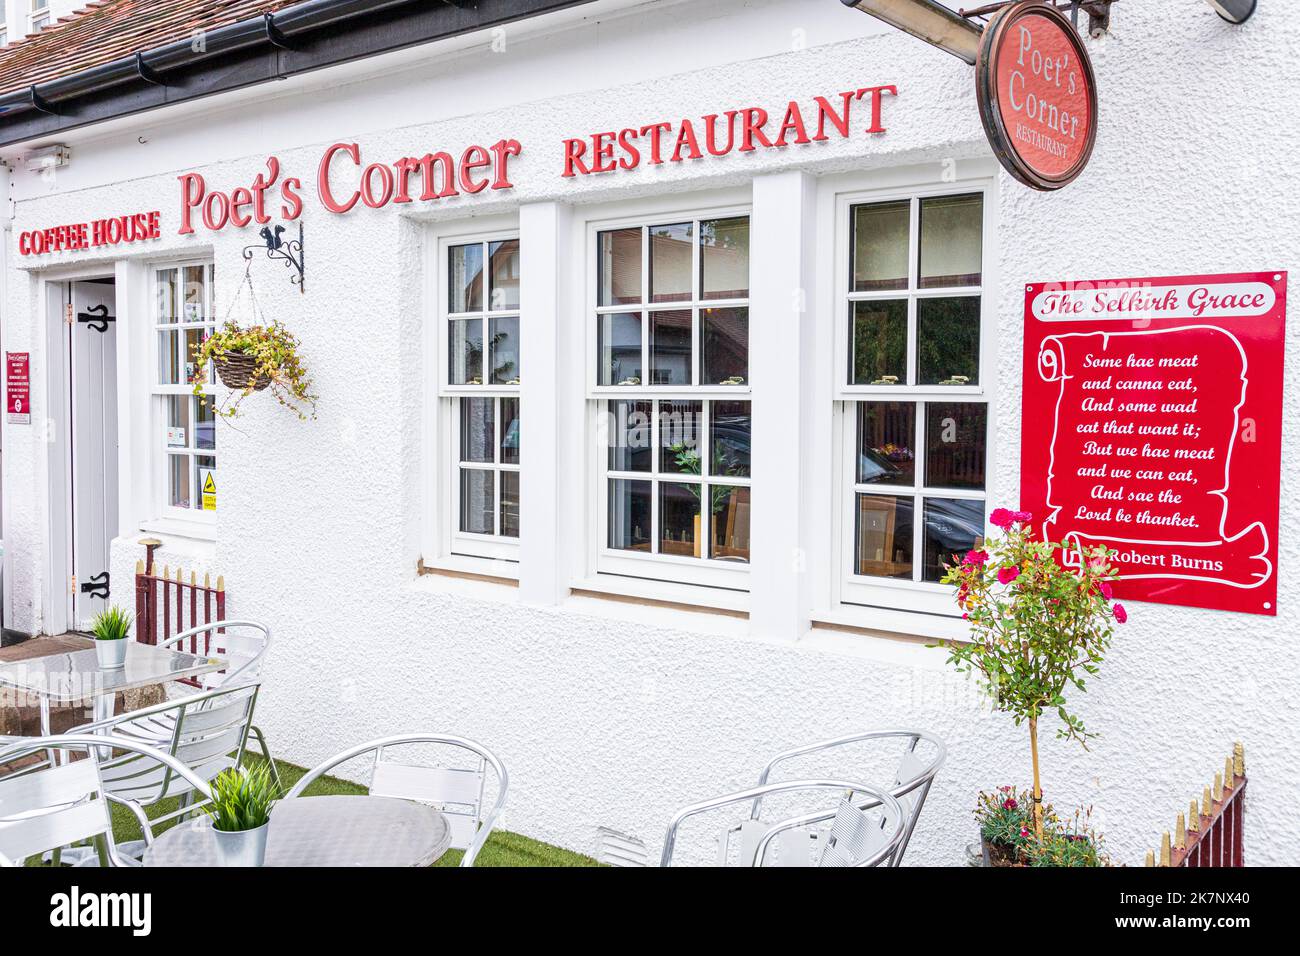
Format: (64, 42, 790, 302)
(243, 221, 305, 293)
(76, 303, 116, 332)
(960, 1, 1115, 37)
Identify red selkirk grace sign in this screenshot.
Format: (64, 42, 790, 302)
(1020, 271, 1288, 615)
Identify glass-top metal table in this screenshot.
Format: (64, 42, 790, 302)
(0, 635, 226, 730)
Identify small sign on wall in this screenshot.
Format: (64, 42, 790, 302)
(6, 353, 31, 425)
(1020, 271, 1287, 615)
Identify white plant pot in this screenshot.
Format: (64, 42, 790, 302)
(94, 638, 128, 670)
(211, 821, 270, 867)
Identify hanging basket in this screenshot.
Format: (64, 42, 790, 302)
(213, 351, 271, 391)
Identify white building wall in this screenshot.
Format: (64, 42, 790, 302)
(2, 0, 1298, 864)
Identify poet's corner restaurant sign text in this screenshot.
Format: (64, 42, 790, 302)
(977, 0, 1097, 191)
(1020, 271, 1288, 616)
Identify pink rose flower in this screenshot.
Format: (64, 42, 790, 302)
(1113, 603, 1127, 623)
(1013, 510, 1033, 523)
(1100, 581, 1113, 599)
(997, 566, 1020, 585)
(964, 549, 989, 566)
(989, 508, 1015, 529)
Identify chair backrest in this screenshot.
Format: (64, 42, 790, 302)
(752, 730, 945, 865)
(76, 683, 260, 806)
(284, 733, 508, 867)
(0, 734, 213, 866)
(160, 620, 270, 689)
(661, 779, 906, 868)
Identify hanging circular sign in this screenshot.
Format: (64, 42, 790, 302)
(976, 1, 1097, 190)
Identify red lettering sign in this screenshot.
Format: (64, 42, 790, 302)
(17, 211, 160, 256)
(976, 1, 1096, 190)
(6, 352, 31, 424)
(1020, 271, 1288, 615)
(560, 87, 897, 178)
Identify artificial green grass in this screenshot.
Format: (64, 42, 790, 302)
(27, 755, 599, 868)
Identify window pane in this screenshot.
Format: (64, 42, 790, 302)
(608, 400, 653, 472)
(598, 228, 642, 306)
(448, 243, 484, 313)
(182, 265, 206, 322)
(184, 328, 207, 384)
(710, 486, 750, 563)
(923, 497, 985, 582)
(166, 396, 190, 448)
(919, 194, 982, 288)
(156, 270, 177, 324)
(918, 297, 980, 385)
(710, 401, 751, 478)
(168, 455, 190, 509)
(659, 400, 702, 475)
(500, 397, 520, 465)
(649, 309, 691, 386)
(195, 397, 215, 451)
(659, 483, 700, 557)
(608, 479, 652, 552)
(488, 239, 520, 310)
(851, 201, 909, 292)
(925, 403, 987, 490)
(196, 456, 217, 512)
(701, 217, 749, 300)
(459, 469, 494, 534)
(489, 315, 520, 384)
(158, 331, 180, 384)
(459, 398, 494, 463)
(850, 300, 907, 385)
(856, 402, 915, 485)
(208, 264, 216, 315)
(854, 494, 913, 579)
(649, 222, 693, 303)
(597, 312, 642, 386)
(500, 471, 520, 538)
(448, 319, 483, 384)
(702, 307, 748, 385)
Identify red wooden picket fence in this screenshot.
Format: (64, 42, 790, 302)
(134, 542, 225, 687)
(1148, 743, 1246, 867)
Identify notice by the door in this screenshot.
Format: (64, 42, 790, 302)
(201, 468, 217, 511)
(1020, 271, 1287, 615)
(6, 352, 30, 424)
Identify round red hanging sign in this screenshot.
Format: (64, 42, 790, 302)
(976, 1, 1097, 190)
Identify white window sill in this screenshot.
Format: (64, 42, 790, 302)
(420, 554, 519, 582)
(813, 604, 973, 644)
(570, 573, 749, 616)
(137, 518, 217, 547)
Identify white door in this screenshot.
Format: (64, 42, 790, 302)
(69, 280, 119, 630)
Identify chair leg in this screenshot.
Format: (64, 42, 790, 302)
(248, 725, 283, 792)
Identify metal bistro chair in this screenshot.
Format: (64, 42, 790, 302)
(661, 779, 906, 867)
(746, 730, 946, 866)
(284, 733, 509, 867)
(69, 682, 260, 861)
(151, 620, 281, 790)
(0, 734, 214, 867)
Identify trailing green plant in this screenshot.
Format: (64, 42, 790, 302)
(205, 763, 279, 833)
(90, 605, 132, 642)
(192, 320, 316, 420)
(937, 508, 1126, 838)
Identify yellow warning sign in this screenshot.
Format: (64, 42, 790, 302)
(201, 469, 217, 511)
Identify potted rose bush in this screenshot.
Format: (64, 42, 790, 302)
(939, 508, 1126, 855)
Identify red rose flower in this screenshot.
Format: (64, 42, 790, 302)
(1100, 581, 1113, 599)
(989, 508, 1015, 529)
(997, 566, 1020, 585)
(1113, 603, 1127, 623)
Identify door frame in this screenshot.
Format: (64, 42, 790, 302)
(41, 265, 119, 636)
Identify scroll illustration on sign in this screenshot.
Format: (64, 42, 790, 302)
(1020, 272, 1286, 616)
(1035, 326, 1270, 590)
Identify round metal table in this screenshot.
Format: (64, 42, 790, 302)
(142, 795, 452, 867)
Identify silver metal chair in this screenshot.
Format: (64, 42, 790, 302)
(750, 730, 945, 866)
(68, 683, 260, 859)
(284, 733, 508, 867)
(0, 734, 213, 867)
(154, 620, 281, 790)
(661, 779, 906, 867)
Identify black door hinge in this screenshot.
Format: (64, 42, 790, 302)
(80, 572, 110, 600)
(77, 304, 116, 333)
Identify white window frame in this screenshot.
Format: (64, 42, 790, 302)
(424, 219, 522, 572)
(831, 178, 996, 618)
(151, 260, 217, 527)
(29, 0, 49, 32)
(584, 199, 753, 593)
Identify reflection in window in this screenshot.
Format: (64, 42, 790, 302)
(919, 194, 982, 288)
(851, 300, 908, 385)
(852, 200, 909, 291)
(855, 494, 913, 579)
(923, 497, 984, 581)
(917, 297, 980, 385)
